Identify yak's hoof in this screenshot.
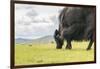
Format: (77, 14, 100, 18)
(86, 48, 91, 50)
(65, 46, 72, 50)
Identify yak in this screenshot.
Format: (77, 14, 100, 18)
(54, 7, 95, 50)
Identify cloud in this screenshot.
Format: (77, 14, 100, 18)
(15, 22, 56, 39)
(26, 9, 38, 18)
(15, 4, 64, 39)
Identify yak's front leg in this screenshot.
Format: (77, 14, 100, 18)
(66, 40, 72, 49)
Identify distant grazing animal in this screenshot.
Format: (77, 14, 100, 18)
(54, 7, 95, 50)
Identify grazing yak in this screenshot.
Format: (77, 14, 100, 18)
(54, 7, 95, 50)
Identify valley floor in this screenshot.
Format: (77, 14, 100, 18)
(15, 41, 94, 65)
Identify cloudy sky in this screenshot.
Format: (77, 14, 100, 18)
(15, 4, 64, 39)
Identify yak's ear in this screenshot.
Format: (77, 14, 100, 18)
(54, 29, 60, 38)
(54, 29, 59, 39)
(55, 29, 59, 35)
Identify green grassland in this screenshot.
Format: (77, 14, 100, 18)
(15, 41, 94, 65)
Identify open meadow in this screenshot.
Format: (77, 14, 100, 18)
(15, 41, 94, 65)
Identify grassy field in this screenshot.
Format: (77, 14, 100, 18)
(15, 41, 94, 65)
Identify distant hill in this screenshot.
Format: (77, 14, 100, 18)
(15, 35, 54, 44)
(15, 38, 33, 43)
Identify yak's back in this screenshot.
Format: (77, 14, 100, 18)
(59, 7, 95, 40)
(59, 7, 95, 27)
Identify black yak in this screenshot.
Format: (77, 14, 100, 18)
(54, 7, 95, 50)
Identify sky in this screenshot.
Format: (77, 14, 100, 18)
(15, 4, 64, 39)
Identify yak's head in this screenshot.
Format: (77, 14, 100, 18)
(54, 29, 63, 49)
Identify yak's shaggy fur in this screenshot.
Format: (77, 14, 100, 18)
(54, 7, 95, 50)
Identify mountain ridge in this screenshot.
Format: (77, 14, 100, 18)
(15, 35, 54, 44)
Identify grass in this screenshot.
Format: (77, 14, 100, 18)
(15, 41, 94, 65)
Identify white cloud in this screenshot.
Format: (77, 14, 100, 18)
(15, 4, 64, 39)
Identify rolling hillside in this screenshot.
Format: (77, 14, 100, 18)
(15, 35, 54, 44)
